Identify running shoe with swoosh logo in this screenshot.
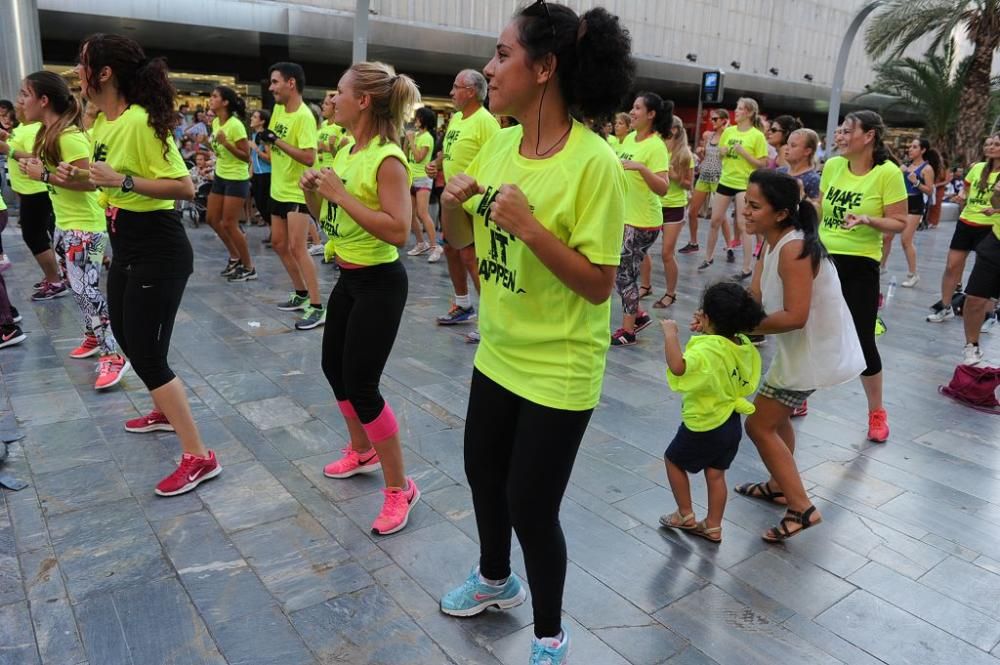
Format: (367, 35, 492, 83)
(440, 566, 527, 617)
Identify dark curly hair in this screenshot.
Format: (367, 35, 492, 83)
(414, 106, 436, 131)
(78, 33, 177, 156)
(701, 281, 766, 340)
(515, 2, 635, 119)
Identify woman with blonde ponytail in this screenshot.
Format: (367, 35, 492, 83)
(17, 70, 129, 390)
(302, 61, 421, 536)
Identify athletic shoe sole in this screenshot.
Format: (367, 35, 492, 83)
(95, 360, 131, 391)
(372, 484, 421, 536)
(634, 319, 653, 333)
(124, 422, 176, 433)
(437, 315, 476, 326)
(31, 290, 69, 301)
(154, 464, 222, 497)
(324, 460, 382, 479)
(69, 346, 101, 359)
(0, 333, 27, 349)
(277, 303, 308, 311)
(295, 318, 325, 330)
(440, 586, 528, 617)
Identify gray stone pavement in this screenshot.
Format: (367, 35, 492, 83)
(1, 210, 1000, 665)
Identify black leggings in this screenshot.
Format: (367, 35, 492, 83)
(107, 269, 188, 390)
(464, 368, 593, 639)
(321, 260, 407, 423)
(19, 192, 54, 256)
(831, 253, 881, 376)
(252, 172, 271, 222)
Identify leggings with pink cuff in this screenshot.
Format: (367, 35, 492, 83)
(321, 260, 408, 443)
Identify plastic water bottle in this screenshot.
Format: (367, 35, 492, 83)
(886, 276, 897, 301)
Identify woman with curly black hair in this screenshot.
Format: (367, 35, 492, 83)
(74, 33, 220, 497)
(438, 2, 633, 662)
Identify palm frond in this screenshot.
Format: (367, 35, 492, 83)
(865, 0, 970, 60)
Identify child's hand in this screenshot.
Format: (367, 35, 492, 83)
(660, 319, 678, 337)
(690, 310, 707, 332)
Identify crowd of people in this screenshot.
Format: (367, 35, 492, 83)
(0, 1, 998, 663)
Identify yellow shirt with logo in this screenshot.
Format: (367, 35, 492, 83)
(7, 122, 48, 195)
(960, 162, 998, 228)
(268, 103, 317, 203)
(718, 125, 767, 190)
(667, 334, 761, 432)
(43, 128, 106, 233)
(91, 105, 190, 212)
(442, 107, 500, 182)
(661, 152, 694, 208)
(819, 156, 908, 261)
(462, 122, 626, 411)
(317, 120, 349, 170)
(408, 130, 435, 179)
(319, 138, 407, 266)
(210, 116, 250, 181)
(619, 131, 669, 228)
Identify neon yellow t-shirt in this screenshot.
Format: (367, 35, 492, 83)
(462, 122, 626, 410)
(268, 103, 317, 204)
(91, 105, 189, 212)
(619, 131, 669, 228)
(819, 156, 908, 261)
(960, 162, 998, 228)
(667, 334, 761, 432)
(442, 106, 500, 181)
(661, 152, 694, 208)
(317, 120, 348, 170)
(718, 125, 767, 190)
(408, 130, 435, 179)
(319, 138, 406, 266)
(7, 122, 47, 195)
(0, 193, 6, 212)
(43, 128, 105, 233)
(210, 116, 249, 181)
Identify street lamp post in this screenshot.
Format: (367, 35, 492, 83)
(353, 0, 370, 64)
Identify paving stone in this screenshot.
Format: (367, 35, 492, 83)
(235, 396, 311, 430)
(10, 388, 89, 426)
(0, 600, 41, 665)
(493, 616, 631, 665)
(591, 624, 686, 665)
(33, 461, 132, 517)
(920, 556, 1000, 622)
(262, 417, 343, 461)
(816, 590, 999, 665)
(209, 604, 316, 665)
(290, 584, 453, 664)
(801, 460, 906, 508)
(561, 562, 654, 631)
(20, 420, 110, 475)
(197, 461, 299, 532)
(231, 511, 372, 612)
(728, 550, 856, 618)
(204, 370, 285, 405)
(5, 486, 49, 554)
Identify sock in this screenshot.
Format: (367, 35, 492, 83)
(478, 572, 507, 587)
(455, 294, 471, 308)
(295, 290, 308, 298)
(310, 303, 323, 310)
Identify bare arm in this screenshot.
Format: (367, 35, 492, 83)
(661, 320, 686, 375)
(845, 199, 907, 234)
(753, 240, 813, 334)
(273, 139, 315, 167)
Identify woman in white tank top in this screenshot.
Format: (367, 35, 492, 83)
(736, 170, 865, 542)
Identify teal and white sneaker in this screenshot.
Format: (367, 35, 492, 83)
(440, 566, 526, 617)
(530, 628, 569, 665)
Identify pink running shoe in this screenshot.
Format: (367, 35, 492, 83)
(125, 410, 174, 433)
(867, 408, 889, 443)
(94, 355, 131, 390)
(323, 446, 381, 479)
(155, 451, 221, 496)
(69, 334, 100, 359)
(371, 478, 420, 535)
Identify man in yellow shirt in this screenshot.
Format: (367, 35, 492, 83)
(433, 70, 500, 340)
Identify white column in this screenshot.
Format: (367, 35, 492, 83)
(825, 1, 884, 149)
(352, 0, 370, 64)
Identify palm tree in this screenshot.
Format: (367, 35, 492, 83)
(865, 0, 1000, 165)
(863, 46, 969, 158)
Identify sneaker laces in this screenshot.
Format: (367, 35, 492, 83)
(869, 409, 887, 429)
(530, 640, 560, 664)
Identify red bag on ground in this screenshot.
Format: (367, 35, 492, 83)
(939, 364, 1000, 414)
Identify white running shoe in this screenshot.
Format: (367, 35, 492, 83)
(427, 245, 444, 263)
(407, 241, 430, 256)
(982, 314, 997, 334)
(901, 273, 920, 288)
(926, 307, 954, 323)
(963, 343, 984, 366)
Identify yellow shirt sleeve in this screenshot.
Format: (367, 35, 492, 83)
(569, 157, 626, 266)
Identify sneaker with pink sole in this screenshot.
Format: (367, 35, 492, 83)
(323, 446, 382, 478)
(125, 410, 175, 433)
(371, 477, 420, 535)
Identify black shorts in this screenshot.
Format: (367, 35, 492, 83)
(951, 220, 993, 252)
(664, 411, 741, 473)
(966, 233, 1000, 300)
(210, 175, 251, 198)
(716, 183, 744, 198)
(661, 206, 685, 224)
(270, 199, 306, 219)
(907, 193, 926, 216)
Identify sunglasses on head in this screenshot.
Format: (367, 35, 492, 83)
(525, 0, 557, 43)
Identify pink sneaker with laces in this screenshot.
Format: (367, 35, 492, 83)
(155, 451, 221, 496)
(125, 410, 174, 433)
(69, 334, 100, 359)
(94, 354, 131, 390)
(867, 408, 889, 443)
(371, 477, 420, 535)
(323, 446, 381, 478)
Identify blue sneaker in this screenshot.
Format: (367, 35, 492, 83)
(437, 304, 476, 325)
(530, 629, 569, 665)
(440, 566, 527, 617)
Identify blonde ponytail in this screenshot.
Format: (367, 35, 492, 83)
(350, 62, 420, 146)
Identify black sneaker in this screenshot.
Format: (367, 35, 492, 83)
(732, 270, 753, 282)
(0, 325, 26, 349)
(697, 259, 714, 271)
(228, 266, 258, 282)
(277, 293, 309, 311)
(294, 305, 326, 330)
(9, 307, 20, 324)
(678, 243, 700, 254)
(220, 260, 240, 277)
(726, 249, 735, 263)
(634, 312, 653, 333)
(610, 327, 637, 347)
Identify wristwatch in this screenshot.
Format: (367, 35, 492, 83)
(121, 175, 135, 193)
(41, 171, 50, 184)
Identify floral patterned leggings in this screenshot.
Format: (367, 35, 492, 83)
(54, 228, 117, 355)
(615, 225, 660, 316)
